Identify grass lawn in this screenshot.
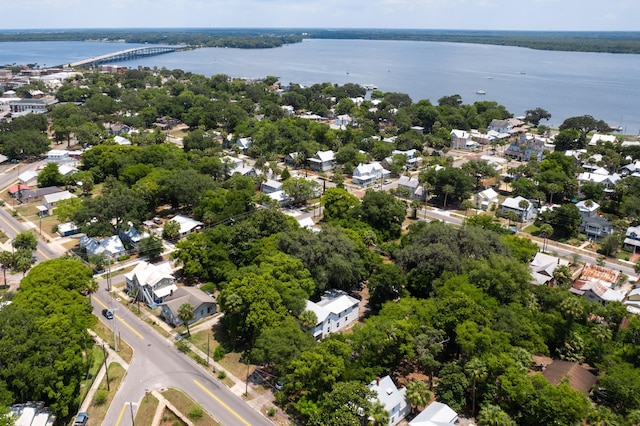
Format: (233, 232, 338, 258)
(161, 388, 221, 426)
(91, 319, 134, 364)
(86, 362, 126, 424)
(134, 394, 160, 426)
(78, 344, 105, 404)
(522, 224, 540, 235)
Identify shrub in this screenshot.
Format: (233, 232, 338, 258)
(175, 340, 189, 353)
(213, 345, 225, 362)
(217, 370, 227, 380)
(188, 404, 204, 420)
(267, 406, 276, 417)
(93, 389, 108, 405)
(117, 254, 130, 262)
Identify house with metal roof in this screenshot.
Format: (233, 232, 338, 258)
(125, 261, 177, 308)
(368, 375, 410, 426)
(305, 289, 360, 340)
(307, 150, 336, 172)
(409, 401, 458, 426)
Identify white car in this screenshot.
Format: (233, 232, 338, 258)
(383, 179, 392, 184)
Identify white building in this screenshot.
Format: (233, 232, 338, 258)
(125, 261, 177, 308)
(305, 289, 360, 340)
(42, 190, 76, 215)
(501, 196, 536, 221)
(368, 375, 411, 426)
(352, 162, 390, 187)
(409, 401, 458, 426)
(169, 215, 203, 237)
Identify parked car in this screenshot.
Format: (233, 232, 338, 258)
(102, 309, 114, 320)
(383, 179, 392, 184)
(74, 412, 89, 426)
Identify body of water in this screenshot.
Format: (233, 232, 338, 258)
(2, 39, 640, 133)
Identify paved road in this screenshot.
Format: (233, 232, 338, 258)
(91, 287, 273, 426)
(0, 205, 59, 261)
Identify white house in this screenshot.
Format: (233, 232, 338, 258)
(352, 162, 390, 187)
(307, 150, 336, 172)
(119, 222, 150, 247)
(487, 118, 514, 134)
(397, 175, 424, 200)
(389, 149, 421, 169)
(450, 129, 477, 150)
(46, 149, 70, 163)
(260, 179, 283, 194)
(125, 261, 177, 308)
(80, 235, 126, 259)
(501, 196, 535, 221)
(169, 215, 203, 238)
(475, 187, 499, 210)
(624, 225, 640, 252)
(18, 170, 38, 185)
(577, 168, 621, 189)
(368, 375, 410, 426)
(589, 133, 617, 146)
(160, 286, 217, 326)
(621, 160, 640, 177)
(305, 289, 360, 340)
(529, 252, 570, 286)
(409, 401, 458, 426)
(42, 190, 76, 215)
(236, 137, 252, 152)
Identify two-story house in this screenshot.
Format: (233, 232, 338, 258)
(307, 150, 336, 172)
(624, 225, 640, 252)
(125, 261, 177, 308)
(487, 118, 514, 134)
(368, 376, 411, 426)
(450, 129, 478, 150)
(575, 200, 612, 240)
(504, 133, 546, 162)
(397, 175, 425, 200)
(501, 196, 536, 221)
(304, 289, 360, 340)
(352, 162, 390, 187)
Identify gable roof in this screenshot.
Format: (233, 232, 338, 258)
(125, 261, 173, 287)
(171, 215, 203, 235)
(541, 360, 597, 395)
(368, 375, 408, 416)
(410, 401, 458, 426)
(502, 196, 530, 210)
(161, 286, 216, 316)
(315, 150, 335, 162)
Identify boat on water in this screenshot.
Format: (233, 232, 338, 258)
(361, 84, 377, 91)
(476, 90, 486, 95)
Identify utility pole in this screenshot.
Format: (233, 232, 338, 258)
(102, 343, 110, 391)
(129, 402, 135, 425)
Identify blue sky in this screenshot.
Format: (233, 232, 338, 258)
(4, 0, 638, 31)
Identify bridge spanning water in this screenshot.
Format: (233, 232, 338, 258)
(63, 45, 185, 68)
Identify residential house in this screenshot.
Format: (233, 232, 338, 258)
(450, 129, 478, 150)
(385, 149, 421, 170)
(577, 168, 621, 190)
(621, 160, 640, 177)
(504, 133, 545, 162)
(125, 261, 177, 308)
(501, 196, 535, 221)
(529, 252, 570, 286)
(260, 179, 283, 194)
(488, 118, 514, 134)
(58, 164, 77, 177)
(104, 122, 131, 136)
(9, 98, 50, 114)
(160, 286, 217, 326)
(42, 190, 76, 215)
(410, 125, 425, 134)
(80, 235, 126, 259)
(265, 190, 291, 206)
(46, 149, 70, 163)
(235, 137, 252, 152)
(396, 175, 425, 200)
(10, 402, 55, 426)
(305, 289, 360, 340)
(352, 162, 390, 187)
(8, 183, 30, 198)
(18, 170, 38, 185)
(281, 105, 295, 116)
(475, 187, 499, 210)
(540, 359, 597, 396)
(623, 225, 640, 252)
(335, 114, 352, 128)
(368, 375, 410, 426)
(307, 150, 336, 172)
(114, 135, 132, 145)
(18, 186, 63, 204)
(169, 215, 203, 238)
(624, 288, 640, 313)
(119, 222, 150, 247)
(284, 152, 303, 168)
(570, 263, 626, 304)
(589, 133, 617, 146)
(409, 401, 458, 426)
(57, 221, 80, 237)
(575, 200, 612, 240)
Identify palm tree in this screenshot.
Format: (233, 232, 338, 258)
(477, 404, 516, 426)
(466, 357, 488, 417)
(442, 184, 455, 208)
(461, 199, 474, 217)
(368, 400, 389, 426)
(298, 310, 318, 330)
(178, 302, 195, 337)
(410, 199, 422, 219)
(0, 250, 13, 287)
(538, 223, 553, 252)
(518, 199, 530, 222)
(547, 183, 562, 204)
(405, 380, 430, 413)
(504, 211, 518, 228)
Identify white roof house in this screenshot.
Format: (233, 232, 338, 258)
(409, 401, 458, 426)
(80, 235, 126, 259)
(501, 196, 536, 221)
(305, 289, 360, 340)
(170, 215, 203, 237)
(368, 375, 410, 426)
(42, 190, 76, 215)
(475, 188, 499, 210)
(18, 170, 38, 184)
(589, 133, 617, 146)
(125, 261, 176, 308)
(352, 162, 390, 187)
(529, 252, 570, 286)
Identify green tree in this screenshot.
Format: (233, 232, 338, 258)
(0, 251, 12, 287)
(466, 357, 488, 417)
(524, 107, 551, 127)
(178, 302, 195, 337)
(138, 234, 164, 260)
(162, 220, 181, 240)
(283, 177, 319, 207)
(539, 223, 553, 252)
(359, 189, 407, 239)
(368, 400, 389, 426)
(405, 380, 430, 413)
(12, 231, 37, 252)
(298, 310, 318, 330)
(37, 163, 64, 187)
(53, 197, 82, 222)
(477, 404, 516, 426)
(322, 188, 360, 222)
(368, 263, 407, 311)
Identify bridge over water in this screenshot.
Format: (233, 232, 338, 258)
(63, 45, 186, 68)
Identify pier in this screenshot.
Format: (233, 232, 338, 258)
(63, 45, 186, 68)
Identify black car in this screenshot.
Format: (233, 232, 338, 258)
(102, 309, 114, 320)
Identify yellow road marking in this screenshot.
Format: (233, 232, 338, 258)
(0, 211, 50, 260)
(92, 295, 144, 339)
(194, 379, 251, 426)
(115, 402, 127, 426)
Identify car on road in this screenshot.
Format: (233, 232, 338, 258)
(373, 184, 381, 188)
(73, 412, 89, 425)
(102, 309, 114, 320)
(383, 179, 392, 184)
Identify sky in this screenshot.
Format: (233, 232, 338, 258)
(2, 0, 639, 31)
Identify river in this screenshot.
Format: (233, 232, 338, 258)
(2, 39, 640, 133)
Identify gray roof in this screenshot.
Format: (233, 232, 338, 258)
(161, 287, 216, 316)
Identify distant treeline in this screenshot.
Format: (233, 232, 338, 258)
(1, 28, 640, 54)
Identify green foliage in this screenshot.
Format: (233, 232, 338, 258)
(138, 234, 164, 259)
(213, 345, 226, 362)
(94, 389, 108, 405)
(187, 404, 204, 420)
(217, 370, 227, 379)
(162, 220, 181, 240)
(359, 189, 407, 240)
(37, 163, 64, 187)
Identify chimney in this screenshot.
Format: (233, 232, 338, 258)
(376, 377, 380, 386)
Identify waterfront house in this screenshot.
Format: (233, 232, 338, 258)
(504, 133, 545, 162)
(160, 286, 217, 326)
(368, 375, 410, 426)
(488, 118, 514, 134)
(450, 129, 478, 150)
(589, 133, 617, 146)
